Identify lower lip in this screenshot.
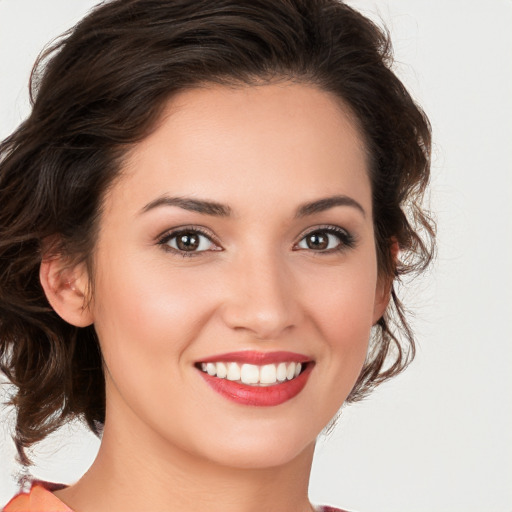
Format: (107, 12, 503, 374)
(198, 364, 314, 406)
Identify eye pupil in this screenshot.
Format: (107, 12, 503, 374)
(177, 232, 200, 251)
(307, 232, 328, 250)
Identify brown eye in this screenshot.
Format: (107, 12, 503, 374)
(305, 232, 329, 250)
(163, 230, 216, 253)
(296, 227, 354, 252)
(176, 232, 200, 251)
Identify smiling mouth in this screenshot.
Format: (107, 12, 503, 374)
(196, 361, 308, 387)
(195, 352, 314, 406)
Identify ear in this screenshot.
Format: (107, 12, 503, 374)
(40, 255, 94, 327)
(372, 275, 392, 324)
(372, 238, 399, 324)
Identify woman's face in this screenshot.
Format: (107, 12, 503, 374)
(88, 83, 388, 469)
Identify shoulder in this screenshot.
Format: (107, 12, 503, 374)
(316, 506, 351, 512)
(3, 482, 72, 512)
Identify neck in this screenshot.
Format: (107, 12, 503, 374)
(55, 403, 316, 512)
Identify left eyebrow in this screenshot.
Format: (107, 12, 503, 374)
(294, 195, 366, 218)
(140, 196, 232, 217)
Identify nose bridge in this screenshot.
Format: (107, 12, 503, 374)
(221, 244, 298, 340)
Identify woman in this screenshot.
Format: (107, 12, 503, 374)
(0, 0, 434, 511)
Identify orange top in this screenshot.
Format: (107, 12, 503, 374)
(3, 482, 347, 512)
(3, 483, 72, 512)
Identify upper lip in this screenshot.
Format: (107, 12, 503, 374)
(197, 350, 312, 365)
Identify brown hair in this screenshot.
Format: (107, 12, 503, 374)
(0, 0, 434, 464)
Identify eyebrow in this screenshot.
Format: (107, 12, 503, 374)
(294, 195, 366, 218)
(141, 194, 365, 218)
(141, 196, 232, 216)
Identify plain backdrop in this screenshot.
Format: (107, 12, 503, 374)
(1, 1, 511, 511)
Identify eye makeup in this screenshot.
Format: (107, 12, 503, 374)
(294, 225, 357, 254)
(157, 225, 221, 258)
(156, 223, 358, 258)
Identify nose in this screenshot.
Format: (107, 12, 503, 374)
(220, 251, 301, 341)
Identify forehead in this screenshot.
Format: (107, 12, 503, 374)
(109, 83, 371, 219)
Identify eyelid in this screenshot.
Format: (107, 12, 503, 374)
(155, 224, 217, 242)
(156, 225, 222, 255)
(294, 224, 356, 252)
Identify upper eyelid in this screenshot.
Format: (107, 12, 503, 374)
(295, 224, 352, 243)
(156, 226, 222, 254)
(300, 227, 358, 258)
(157, 225, 218, 242)
(298, 224, 349, 236)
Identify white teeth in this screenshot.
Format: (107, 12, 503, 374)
(286, 362, 296, 380)
(276, 362, 287, 382)
(226, 362, 241, 381)
(216, 362, 227, 379)
(199, 361, 305, 386)
(240, 364, 259, 384)
(260, 364, 277, 384)
(206, 362, 216, 376)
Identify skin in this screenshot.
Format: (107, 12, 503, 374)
(43, 83, 390, 512)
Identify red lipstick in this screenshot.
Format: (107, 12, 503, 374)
(196, 351, 314, 407)
(199, 350, 310, 365)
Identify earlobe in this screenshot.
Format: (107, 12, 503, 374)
(372, 238, 399, 324)
(372, 276, 392, 324)
(40, 256, 94, 327)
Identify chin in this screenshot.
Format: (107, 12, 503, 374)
(205, 437, 315, 471)
(181, 415, 320, 471)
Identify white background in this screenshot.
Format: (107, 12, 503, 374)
(1, 1, 511, 511)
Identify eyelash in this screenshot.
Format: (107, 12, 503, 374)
(157, 225, 356, 258)
(157, 226, 219, 258)
(298, 225, 356, 254)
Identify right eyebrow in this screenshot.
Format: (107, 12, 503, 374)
(294, 194, 366, 218)
(140, 196, 232, 217)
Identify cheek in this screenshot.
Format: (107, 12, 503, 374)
(89, 254, 224, 439)
(302, 256, 377, 333)
(91, 253, 217, 373)
(298, 255, 377, 379)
